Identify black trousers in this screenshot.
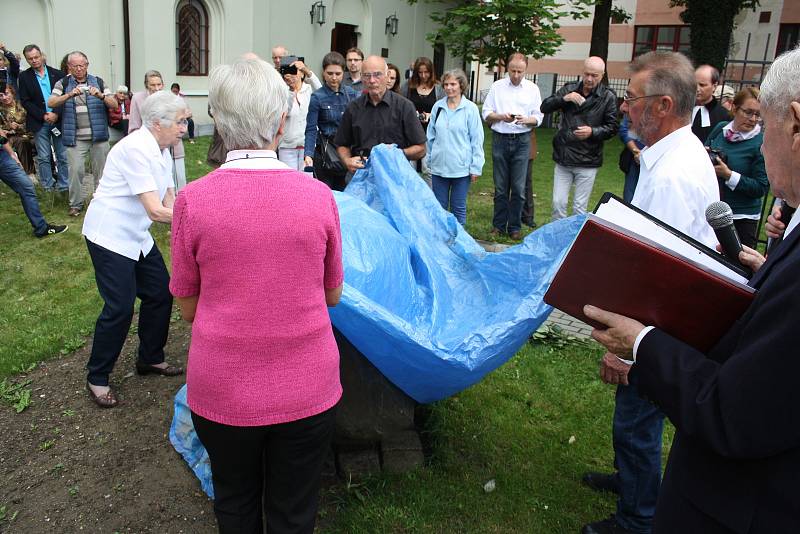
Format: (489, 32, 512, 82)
(191, 404, 337, 534)
(85, 239, 172, 386)
(733, 218, 758, 250)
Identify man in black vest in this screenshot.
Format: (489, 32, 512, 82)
(691, 64, 729, 144)
(17, 44, 69, 192)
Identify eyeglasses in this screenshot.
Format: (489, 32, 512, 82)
(174, 119, 189, 126)
(737, 108, 761, 119)
(362, 71, 385, 80)
(622, 92, 666, 103)
(70, 63, 88, 70)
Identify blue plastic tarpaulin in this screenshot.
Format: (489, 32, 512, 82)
(330, 144, 584, 403)
(170, 144, 584, 495)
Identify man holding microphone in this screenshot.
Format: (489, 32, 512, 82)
(584, 46, 800, 532)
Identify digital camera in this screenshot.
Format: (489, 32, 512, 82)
(279, 56, 304, 76)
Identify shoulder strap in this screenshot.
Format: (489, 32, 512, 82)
(434, 106, 443, 124)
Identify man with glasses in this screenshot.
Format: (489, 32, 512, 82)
(692, 64, 729, 143)
(334, 55, 426, 179)
(343, 47, 364, 92)
(541, 56, 618, 221)
(48, 51, 118, 217)
(581, 51, 719, 534)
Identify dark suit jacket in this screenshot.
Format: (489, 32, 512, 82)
(17, 65, 65, 132)
(633, 223, 800, 533)
(691, 97, 730, 144)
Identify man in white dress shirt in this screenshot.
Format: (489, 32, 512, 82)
(581, 51, 719, 534)
(481, 52, 543, 240)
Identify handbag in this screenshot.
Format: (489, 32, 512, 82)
(315, 130, 347, 175)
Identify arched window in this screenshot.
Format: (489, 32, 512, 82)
(176, 0, 209, 75)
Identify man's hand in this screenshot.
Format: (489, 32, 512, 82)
(514, 115, 537, 127)
(765, 204, 785, 240)
(583, 305, 646, 359)
(303, 156, 313, 167)
(563, 92, 586, 106)
(87, 86, 103, 99)
(345, 156, 366, 173)
(716, 243, 766, 273)
(600, 352, 631, 385)
(574, 125, 592, 140)
(43, 111, 58, 124)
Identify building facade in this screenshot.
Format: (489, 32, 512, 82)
(4, 0, 460, 131)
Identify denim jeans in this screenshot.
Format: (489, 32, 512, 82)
(491, 131, 530, 233)
(623, 162, 641, 204)
(551, 164, 599, 220)
(0, 149, 48, 235)
(432, 175, 471, 225)
(612, 372, 663, 533)
(34, 124, 69, 191)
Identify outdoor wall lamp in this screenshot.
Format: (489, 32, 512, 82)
(385, 13, 399, 36)
(309, 1, 326, 26)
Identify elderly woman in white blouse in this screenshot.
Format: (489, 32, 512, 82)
(81, 91, 189, 408)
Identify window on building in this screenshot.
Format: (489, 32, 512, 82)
(176, 0, 209, 75)
(633, 25, 691, 59)
(776, 24, 800, 57)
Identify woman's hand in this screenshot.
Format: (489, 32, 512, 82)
(470, 174, 479, 183)
(304, 156, 313, 167)
(713, 158, 732, 179)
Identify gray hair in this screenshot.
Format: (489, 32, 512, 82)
(208, 57, 290, 150)
(760, 46, 800, 114)
(441, 69, 469, 94)
(143, 69, 163, 86)
(140, 91, 187, 129)
(67, 51, 89, 65)
(629, 51, 695, 121)
(116, 85, 128, 93)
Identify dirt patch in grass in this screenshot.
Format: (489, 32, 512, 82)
(0, 319, 218, 533)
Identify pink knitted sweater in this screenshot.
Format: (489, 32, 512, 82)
(170, 168, 344, 426)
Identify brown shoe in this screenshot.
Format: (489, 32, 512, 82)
(86, 383, 118, 408)
(68, 207, 81, 217)
(135, 362, 184, 377)
(489, 228, 504, 237)
(509, 230, 522, 240)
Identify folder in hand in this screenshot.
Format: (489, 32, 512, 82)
(544, 193, 756, 352)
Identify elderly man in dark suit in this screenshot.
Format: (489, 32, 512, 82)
(17, 44, 69, 192)
(583, 45, 800, 533)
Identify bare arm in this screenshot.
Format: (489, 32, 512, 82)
(402, 143, 426, 161)
(137, 191, 173, 223)
(326, 285, 343, 306)
(48, 87, 79, 108)
(175, 296, 198, 322)
(162, 188, 176, 209)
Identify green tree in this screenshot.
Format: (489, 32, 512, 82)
(410, 0, 593, 69)
(670, 0, 759, 70)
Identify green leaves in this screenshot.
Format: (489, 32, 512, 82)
(417, 0, 593, 69)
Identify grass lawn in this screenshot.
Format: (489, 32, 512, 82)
(0, 130, 673, 532)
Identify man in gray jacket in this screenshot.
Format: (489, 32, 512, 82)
(541, 56, 618, 220)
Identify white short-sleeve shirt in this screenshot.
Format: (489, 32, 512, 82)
(82, 127, 173, 260)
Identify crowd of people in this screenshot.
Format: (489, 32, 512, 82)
(3, 33, 799, 534)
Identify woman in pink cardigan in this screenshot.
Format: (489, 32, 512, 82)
(169, 56, 344, 534)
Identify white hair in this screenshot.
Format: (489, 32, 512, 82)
(140, 91, 187, 129)
(208, 58, 289, 150)
(116, 85, 128, 93)
(760, 45, 800, 114)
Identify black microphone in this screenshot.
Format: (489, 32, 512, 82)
(705, 201, 751, 277)
(766, 199, 796, 256)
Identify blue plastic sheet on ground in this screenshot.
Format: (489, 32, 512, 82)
(331, 144, 584, 402)
(170, 144, 584, 495)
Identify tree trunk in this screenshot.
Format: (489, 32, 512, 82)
(589, 0, 612, 83)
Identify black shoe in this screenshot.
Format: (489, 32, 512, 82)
(35, 224, 68, 238)
(581, 515, 634, 534)
(135, 361, 184, 376)
(582, 471, 620, 494)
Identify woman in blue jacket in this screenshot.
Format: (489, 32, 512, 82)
(426, 69, 484, 225)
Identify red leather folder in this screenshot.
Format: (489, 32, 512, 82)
(544, 216, 755, 353)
